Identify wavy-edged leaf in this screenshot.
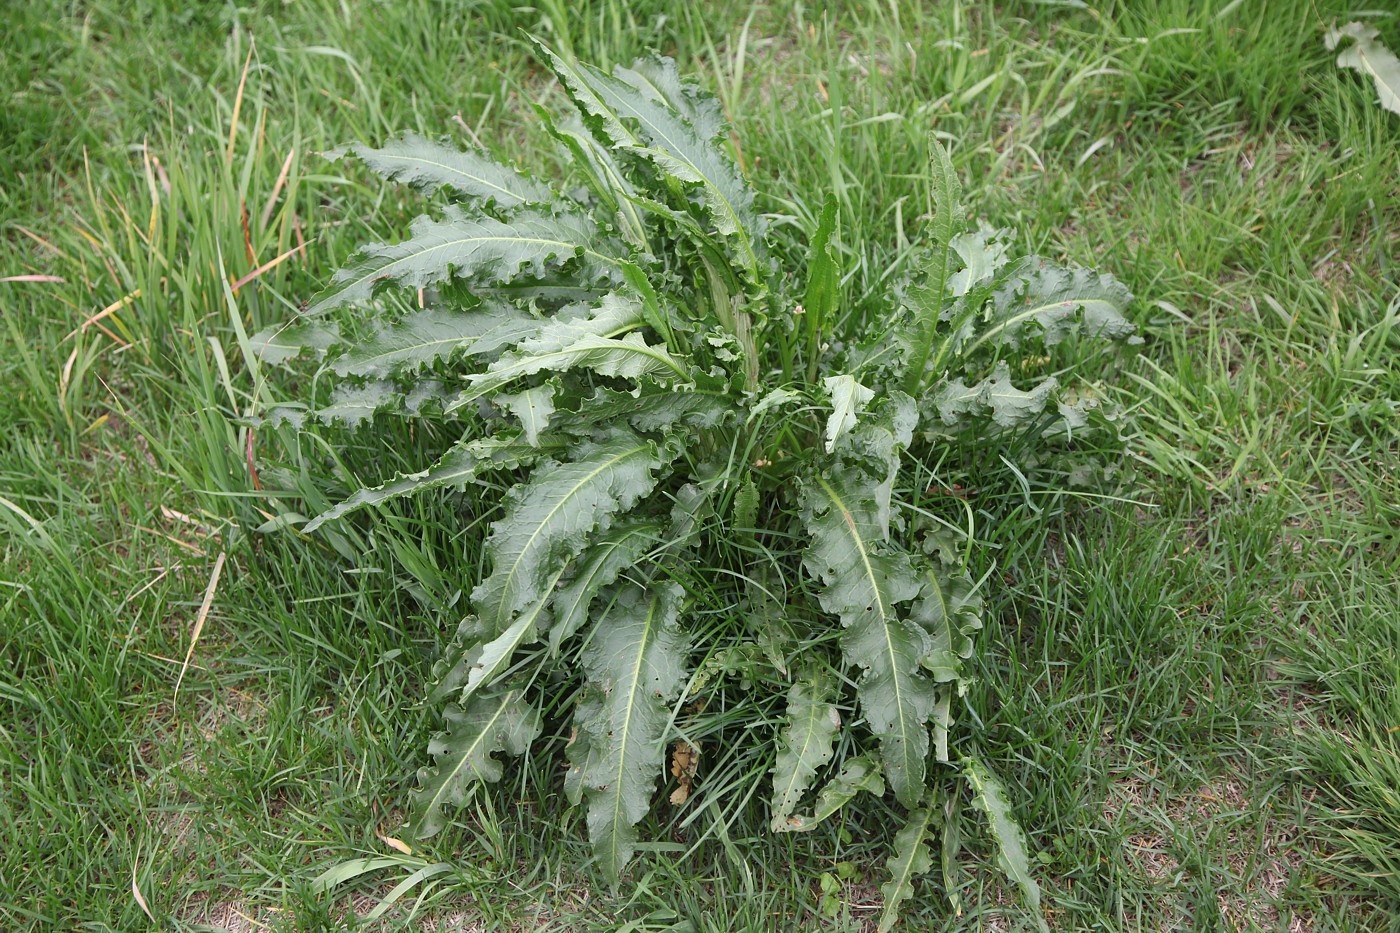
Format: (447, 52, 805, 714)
(1326, 22, 1400, 116)
(574, 580, 689, 883)
(932, 361, 1059, 430)
(578, 385, 731, 434)
(911, 566, 983, 684)
(802, 196, 841, 382)
(249, 320, 340, 365)
(550, 520, 663, 654)
(412, 688, 541, 838)
(535, 39, 763, 280)
(902, 137, 966, 394)
(304, 432, 552, 533)
(801, 407, 935, 807)
(332, 303, 538, 378)
(334, 132, 553, 207)
(822, 373, 875, 453)
(456, 332, 693, 411)
(964, 756, 1048, 933)
(878, 788, 941, 933)
(309, 207, 622, 314)
(471, 429, 666, 635)
(496, 383, 557, 446)
(768, 675, 840, 831)
(776, 755, 885, 833)
(973, 261, 1134, 354)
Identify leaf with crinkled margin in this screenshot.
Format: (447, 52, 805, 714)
(575, 579, 689, 883)
(777, 754, 886, 833)
(304, 432, 553, 533)
(533, 38, 763, 280)
(549, 521, 663, 655)
(471, 429, 667, 636)
(411, 688, 541, 838)
(496, 383, 556, 446)
(822, 373, 875, 453)
(333, 133, 553, 207)
(331, 303, 538, 378)
(932, 361, 1059, 430)
(911, 565, 983, 684)
(878, 787, 941, 933)
(902, 136, 966, 394)
(454, 332, 693, 412)
(308, 207, 622, 314)
(1326, 22, 1400, 117)
(801, 411, 935, 807)
(768, 675, 840, 831)
(249, 320, 340, 365)
(964, 756, 1049, 933)
(578, 385, 731, 434)
(972, 261, 1134, 354)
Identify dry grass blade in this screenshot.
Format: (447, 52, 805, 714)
(174, 551, 227, 705)
(232, 243, 306, 291)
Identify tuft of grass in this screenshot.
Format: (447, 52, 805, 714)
(1, 0, 1396, 930)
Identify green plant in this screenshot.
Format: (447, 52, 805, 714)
(256, 40, 1135, 929)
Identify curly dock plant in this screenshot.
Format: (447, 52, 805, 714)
(257, 39, 1134, 929)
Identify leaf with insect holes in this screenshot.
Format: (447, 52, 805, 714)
(308, 207, 623, 314)
(304, 432, 555, 533)
(331, 303, 539, 378)
(333, 133, 554, 207)
(964, 756, 1049, 933)
(471, 429, 668, 637)
(878, 786, 941, 933)
(769, 675, 841, 831)
(573, 579, 689, 883)
(412, 688, 541, 838)
(1326, 22, 1400, 117)
(777, 755, 886, 833)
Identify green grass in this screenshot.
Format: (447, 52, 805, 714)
(1, 0, 1397, 929)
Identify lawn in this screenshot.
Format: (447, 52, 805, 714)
(1, 1, 1397, 930)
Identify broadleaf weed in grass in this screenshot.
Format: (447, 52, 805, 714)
(254, 39, 1138, 927)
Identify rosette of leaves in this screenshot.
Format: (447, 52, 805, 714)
(256, 39, 1134, 930)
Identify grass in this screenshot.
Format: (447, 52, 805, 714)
(1, 0, 1397, 929)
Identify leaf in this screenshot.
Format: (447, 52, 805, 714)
(878, 788, 941, 932)
(309, 207, 621, 314)
(412, 688, 542, 838)
(447, 293, 695, 411)
(331, 303, 538, 378)
(1326, 22, 1400, 116)
(578, 385, 731, 434)
(496, 383, 557, 446)
(549, 521, 663, 654)
(304, 432, 552, 533)
(574, 580, 689, 883)
(799, 408, 938, 810)
(334, 132, 553, 207)
(535, 39, 764, 280)
(777, 755, 885, 833)
(964, 756, 1049, 933)
(902, 137, 966, 394)
(932, 361, 1059, 430)
(973, 261, 1134, 354)
(249, 320, 340, 365)
(822, 373, 875, 453)
(769, 675, 841, 831)
(910, 565, 984, 684)
(471, 429, 667, 635)
(802, 196, 841, 381)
